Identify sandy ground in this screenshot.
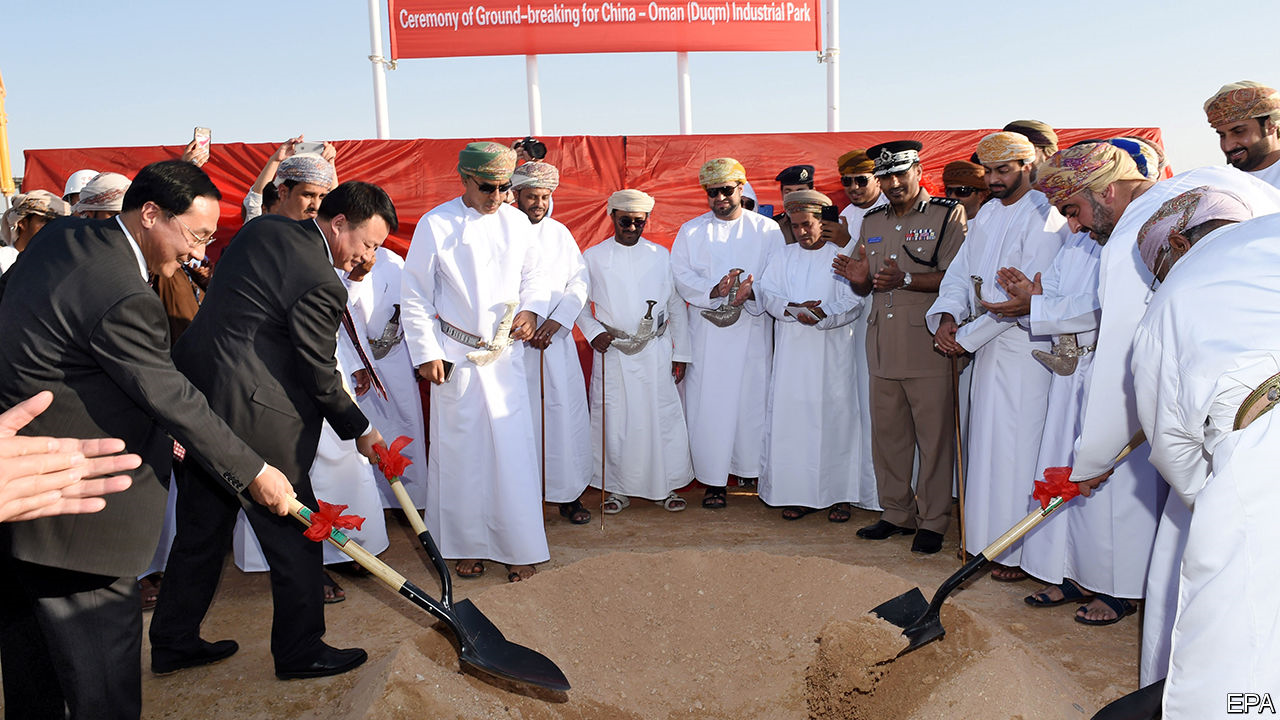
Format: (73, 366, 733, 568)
(5, 487, 1144, 718)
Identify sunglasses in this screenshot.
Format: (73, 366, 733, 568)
(841, 174, 872, 188)
(471, 177, 513, 194)
(616, 217, 647, 230)
(705, 185, 738, 198)
(946, 186, 982, 198)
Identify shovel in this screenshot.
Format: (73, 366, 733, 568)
(870, 430, 1147, 658)
(287, 495, 571, 692)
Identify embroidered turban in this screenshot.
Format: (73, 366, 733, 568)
(1002, 120, 1059, 154)
(1034, 143, 1146, 206)
(606, 189, 655, 213)
(942, 161, 986, 189)
(1136, 186, 1253, 273)
(782, 189, 832, 215)
(976, 132, 1037, 165)
(73, 172, 131, 214)
(1, 190, 71, 247)
(1204, 81, 1280, 128)
(699, 158, 747, 187)
(457, 141, 517, 182)
(1105, 138, 1165, 181)
(274, 153, 337, 189)
(511, 161, 559, 191)
(837, 149, 875, 176)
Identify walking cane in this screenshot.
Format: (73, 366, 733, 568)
(539, 350, 546, 500)
(599, 348, 606, 531)
(952, 356, 967, 563)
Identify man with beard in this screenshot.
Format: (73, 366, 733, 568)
(942, 160, 989, 220)
(929, 132, 1068, 570)
(833, 140, 966, 554)
(1033, 142, 1280, 694)
(1204, 81, 1280, 188)
(510, 161, 594, 524)
(400, 142, 551, 583)
(670, 158, 783, 509)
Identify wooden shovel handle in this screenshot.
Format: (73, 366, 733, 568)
(386, 477, 429, 536)
(287, 496, 408, 591)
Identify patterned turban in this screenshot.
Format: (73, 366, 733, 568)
(73, 172, 131, 214)
(782, 189, 832, 215)
(1105, 138, 1165, 181)
(1136, 186, 1253, 273)
(457, 141, 517, 182)
(1, 190, 71, 247)
(942, 161, 986, 189)
(274, 153, 337, 189)
(511, 161, 559, 191)
(606, 189, 655, 213)
(699, 158, 747, 187)
(1034, 143, 1146, 206)
(1204, 81, 1280, 128)
(837, 149, 875, 176)
(976, 132, 1037, 165)
(1002, 120, 1059, 154)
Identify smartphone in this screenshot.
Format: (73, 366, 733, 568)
(820, 204, 840, 222)
(293, 141, 325, 156)
(193, 127, 211, 152)
(441, 360, 455, 383)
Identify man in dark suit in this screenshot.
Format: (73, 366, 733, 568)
(0, 160, 296, 720)
(150, 181, 393, 681)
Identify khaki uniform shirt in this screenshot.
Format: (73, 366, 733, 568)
(855, 188, 966, 379)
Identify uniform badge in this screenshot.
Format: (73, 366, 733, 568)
(868, 236, 882, 243)
(906, 228, 937, 242)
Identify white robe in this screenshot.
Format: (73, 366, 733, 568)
(839, 195, 887, 510)
(347, 247, 429, 510)
(1250, 159, 1280, 190)
(1059, 166, 1280, 683)
(577, 237, 693, 500)
(926, 190, 1067, 562)
(1132, 213, 1280, 718)
(671, 210, 783, 486)
(400, 199, 551, 566)
(756, 242, 865, 508)
(1016, 232, 1163, 597)
(520, 216, 593, 504)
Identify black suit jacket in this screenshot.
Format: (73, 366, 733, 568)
(173, 215, 368, 485)
(0, 217, 263, 578)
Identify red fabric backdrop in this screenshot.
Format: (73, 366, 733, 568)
(23, 127, 1163, 258)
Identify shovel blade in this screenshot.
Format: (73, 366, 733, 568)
(452, 599, 571, 692)
(898, 611, 945, 657)
(870, 587, 929, 629)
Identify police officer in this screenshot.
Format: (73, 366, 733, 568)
(832, 140, 967, 554)
(772, 164, 814, 244)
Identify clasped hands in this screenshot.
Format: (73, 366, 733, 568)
(979, 267, 1042, 318)
(711, 269, 754, 306)
(831, 246, 908, 291)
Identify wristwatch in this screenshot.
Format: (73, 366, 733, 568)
(902, 272, 913, 289)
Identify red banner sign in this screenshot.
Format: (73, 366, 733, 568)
(388, 0, 821, 58)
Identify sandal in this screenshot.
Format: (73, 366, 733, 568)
(454, 560, 485, 578)
(602, 494, 630, 514)
(322, 572, 346, 604)
(1075, 594, 1138, 626)
(990, 564, 1029, 582)
(1025, 580, 1093, 608)
(139, 573, 163, 612)
(701, 486, 727, 509)
(828, 503, 852, 523)
(782, 506, 818, 520)
(656, 492, 687, 512)
(559, 500, 592, 524)
(506, 564, 536, 583)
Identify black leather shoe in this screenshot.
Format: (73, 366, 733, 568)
(275, 644, 368, 680)
(910, 529, 944, 554)
(856, 519, 916, 540)
(152, 639, 239, 675)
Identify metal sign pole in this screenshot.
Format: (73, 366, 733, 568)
(526, 55, 544, 135)
(367, 0, 392, 139)
(677, 52, 693, 134)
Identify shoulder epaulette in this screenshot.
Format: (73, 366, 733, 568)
(868, 203, 891, 215)
(929, 197, 959, 208)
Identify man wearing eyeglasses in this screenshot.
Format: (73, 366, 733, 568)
(401, 142, 552, 584)
(836, 149, 886, 241)
(941, 160, 989, 220)
(0, 160, 293, 719)
(671, 158, 784, 509)
(832, 140, 966, 554)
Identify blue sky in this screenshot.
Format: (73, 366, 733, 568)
(5, 0, 1278, 181)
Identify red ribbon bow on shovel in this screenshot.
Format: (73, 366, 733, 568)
(302, 499, 366, 542)
(373, 436, 414, 480)
(1032, 466, 1082, 510)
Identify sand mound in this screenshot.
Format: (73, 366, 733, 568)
(331, 550, 1094, 719)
